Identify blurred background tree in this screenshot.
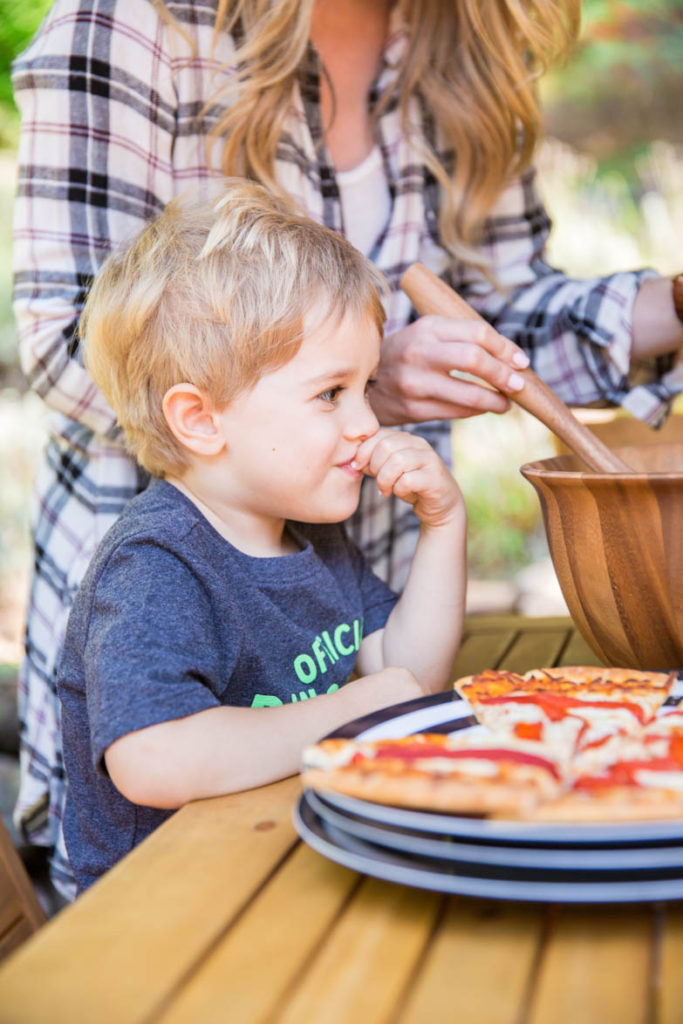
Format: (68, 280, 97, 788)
(544, 0, 683, 171)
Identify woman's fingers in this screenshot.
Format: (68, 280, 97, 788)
(370, 315, 527, 426)
(432, 316, 529, 370)
(404, 317, 527, 392)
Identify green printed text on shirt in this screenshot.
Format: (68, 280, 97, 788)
(250, 616, 363, 708)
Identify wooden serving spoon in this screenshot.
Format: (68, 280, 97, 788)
(400, 263, 632, 474)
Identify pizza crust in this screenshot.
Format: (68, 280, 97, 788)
(455, 667, 675, 713)
(515, 788, 683, 822)
(302, 767, 549, 817)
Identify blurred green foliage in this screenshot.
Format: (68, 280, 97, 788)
(0, 155, 16, 366)
(0, 0, 51, 145)
(543, 0, 683, 184)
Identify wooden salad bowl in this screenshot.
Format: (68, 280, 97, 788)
(521, 442, 683, 670)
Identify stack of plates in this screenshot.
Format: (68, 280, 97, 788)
(295, 684, 683, 903)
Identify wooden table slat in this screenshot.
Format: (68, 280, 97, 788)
(658, 904, 683, 1024)
(559, 629, 605, 667)
(156, 844, 359, 1024)
(496, 629, 570, 674)
(451, 630, 517, 680)
(270, 878, 441, 1024)
(0, 776, 300, 1024)
(527, 907, 654, 1024)
(396, 898, 544, 1024)
(464, 616, 575, 635)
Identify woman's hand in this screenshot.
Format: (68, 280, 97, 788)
(369, 315, 529, 425)
(354, 428, 464, 529)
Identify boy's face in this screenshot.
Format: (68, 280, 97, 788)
(215, 306, 381, 526)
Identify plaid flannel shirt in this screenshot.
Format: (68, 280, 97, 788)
(12, 0, 680, 897)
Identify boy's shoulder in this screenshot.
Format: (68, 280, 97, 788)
(83, 478, 205, 587)
(105, 478, 200, 548)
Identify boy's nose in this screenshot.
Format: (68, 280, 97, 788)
(346, 399, 380, 442)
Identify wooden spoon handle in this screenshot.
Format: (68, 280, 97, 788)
(400, 263, 632, 474)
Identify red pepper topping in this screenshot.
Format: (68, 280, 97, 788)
(480, 693, 647, 724)
(578, 731, 622, 752)
(670, 734, 683, 765)
(364, 743, 561, 780)
(574, 756, 680, 791)
(513, 721, 543, 741)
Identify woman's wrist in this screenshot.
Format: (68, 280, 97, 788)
(672, 274, 683, 325)
(631, 277, 683, 361)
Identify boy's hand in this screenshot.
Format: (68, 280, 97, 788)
(354, 429, 464, 528)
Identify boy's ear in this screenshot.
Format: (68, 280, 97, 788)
(162, 384, 227, 457)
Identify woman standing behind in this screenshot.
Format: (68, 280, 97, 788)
(12, 0, 683, 899)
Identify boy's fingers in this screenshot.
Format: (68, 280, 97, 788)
(363, 437, 430, 482)
(373, 449, 435, 498)
(353, 428, 392, 468)
(355, 429, 419, 472)
(391, 468, 429, 504)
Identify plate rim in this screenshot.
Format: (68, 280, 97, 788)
(294, 795, 683, 904)
(304, 789, 683, 871)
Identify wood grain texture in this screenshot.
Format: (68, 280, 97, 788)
(399, 264, 631, 473)
(271, 878, 440, 1024)
(497, 629, 569, 675)
(0, 777, 300, 1023)
(521, 443, 683, 669)
(658, 903, 683, 1024)
(528, 906, 653, 1024)
(396, 898, 543, 1024)
(0, 816, 45, 963)
(157, 844, 359, 1024)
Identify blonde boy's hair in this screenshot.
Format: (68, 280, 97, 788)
(82, 179, 387, 477)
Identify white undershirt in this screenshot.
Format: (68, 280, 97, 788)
(336, 145, 391, 256)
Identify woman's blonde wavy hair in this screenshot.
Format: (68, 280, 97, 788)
(162, 0, 580, 268)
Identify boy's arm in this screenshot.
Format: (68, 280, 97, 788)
(104, 666, 426, 808)
(354, 430, 467, 690)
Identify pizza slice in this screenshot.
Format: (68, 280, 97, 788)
(454, 667, 676, 758)
(520, 709, 683, 822)
(302, 729, 568, 817)
(300, 668, 679, 823)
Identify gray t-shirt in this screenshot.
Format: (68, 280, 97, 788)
(57, 478, 397, 892)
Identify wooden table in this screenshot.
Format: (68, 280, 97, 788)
(1, 615, 682, 1024)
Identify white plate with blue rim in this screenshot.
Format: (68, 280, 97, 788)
(294, 678, 683, 898)
(294, 791, 683, 903)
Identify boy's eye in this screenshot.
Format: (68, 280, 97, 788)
(318, 386, 343, 403)
(365, 377, 377, 396)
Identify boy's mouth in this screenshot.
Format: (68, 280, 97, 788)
(336, 458, 363, 479)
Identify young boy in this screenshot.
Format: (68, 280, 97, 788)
(56, 180, 467, 895)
